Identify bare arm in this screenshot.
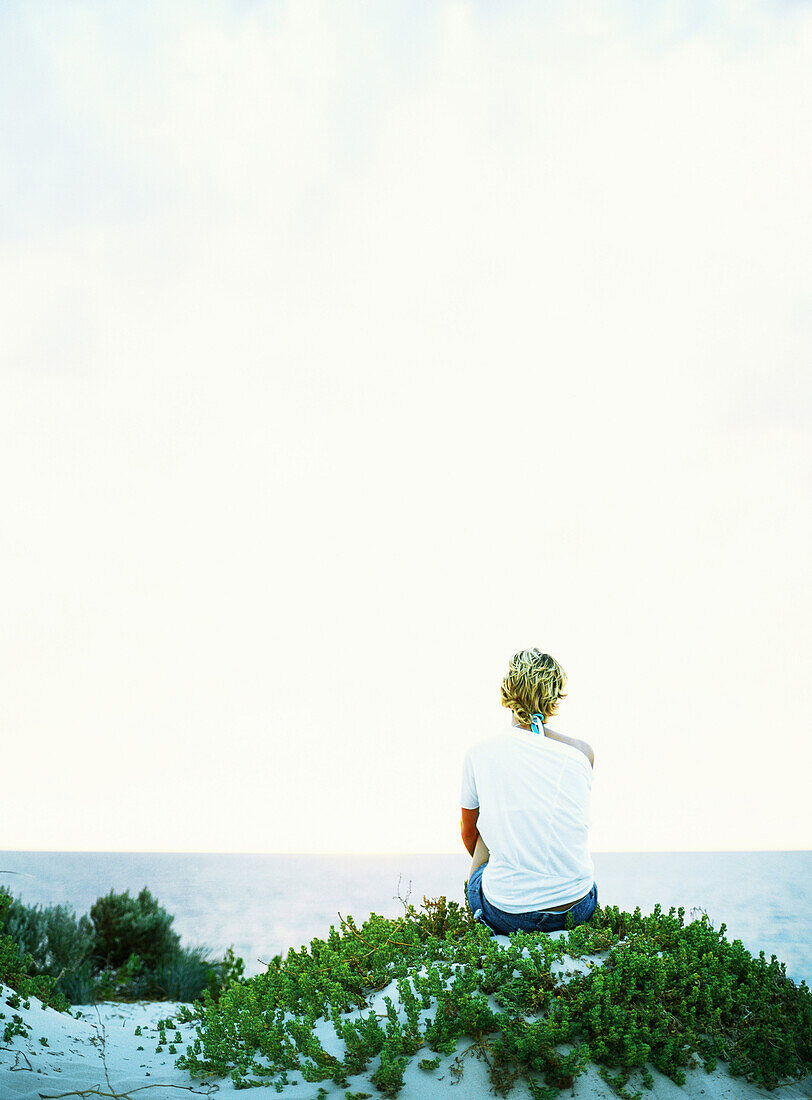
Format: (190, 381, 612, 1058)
(460, 807, 480, 857)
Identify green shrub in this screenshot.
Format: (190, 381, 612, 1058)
(0, 893, 96, 1004)
(89, 886, 181, 971)
(203, 945, 246, 1004)
(94, 951, 157, 1002)
(1, 892, 47, 961)
(174, 898, 812, 1099)
(92, 943, 237, 1004)
(0, 888, 71, 1014)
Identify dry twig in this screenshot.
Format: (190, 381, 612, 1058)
(1, 1043, 34, 1071)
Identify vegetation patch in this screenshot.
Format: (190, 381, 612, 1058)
(0, 884, 242, 1007)
(172, 896, 812, 1099)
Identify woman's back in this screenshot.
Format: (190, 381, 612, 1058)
(461, 725, 595, 911)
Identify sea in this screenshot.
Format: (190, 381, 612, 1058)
(0, 851, 809, 988)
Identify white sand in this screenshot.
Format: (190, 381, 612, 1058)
(2, 930, 811, 1099)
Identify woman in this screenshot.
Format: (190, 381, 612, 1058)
(460, 648, 598, 934)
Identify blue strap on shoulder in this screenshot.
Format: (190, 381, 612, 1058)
(530, 713, 545, 735)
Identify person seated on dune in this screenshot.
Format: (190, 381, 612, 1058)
(460, 648, 598, 934)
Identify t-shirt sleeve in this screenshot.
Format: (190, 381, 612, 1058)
(460, 749, 479, 809)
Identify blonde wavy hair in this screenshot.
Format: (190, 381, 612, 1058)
(500, 649, 567, 726)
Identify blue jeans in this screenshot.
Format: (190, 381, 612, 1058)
(467, 861, 598, 934)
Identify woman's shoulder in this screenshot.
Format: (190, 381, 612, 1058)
(543, 727, 594, 768)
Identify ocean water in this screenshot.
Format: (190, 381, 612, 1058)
(0, 850, 809, 987)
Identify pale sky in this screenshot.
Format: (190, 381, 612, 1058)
(1, 0, 810, 855)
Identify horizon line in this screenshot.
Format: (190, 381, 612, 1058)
(2, 847, 810, 856)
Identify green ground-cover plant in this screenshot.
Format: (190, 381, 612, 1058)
(174, 896, 812, 1099)
(0, 885, 243, 1007)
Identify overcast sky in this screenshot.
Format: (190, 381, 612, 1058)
(1, 0, 810, 855)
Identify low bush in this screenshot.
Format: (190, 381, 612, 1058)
(174, 897, 812, 1099)
(91, 943, 241, 1004)
(1, 892, 96, 1004)
(0, 889, 70, 1014)
(89, 886, 181, 971)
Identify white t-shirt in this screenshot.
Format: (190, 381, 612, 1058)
(460, 724, 595, 912)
